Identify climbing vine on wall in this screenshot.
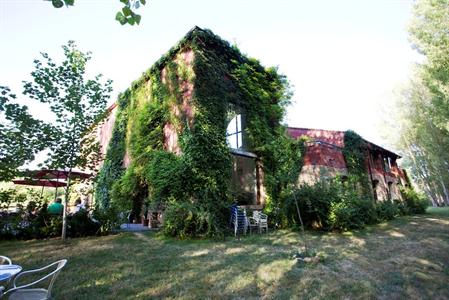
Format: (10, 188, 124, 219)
(95, 27, 305, 236)
(94, 92, 130, 210)
(343, 130, 373, 199)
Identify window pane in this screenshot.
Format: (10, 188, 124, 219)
(236, 114, 241, 132)
(227, 115, 237, 135)
(227, 134, 237, 149)
(237, 132, 242, 149)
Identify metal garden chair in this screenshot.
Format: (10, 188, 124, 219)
(0, 257, 11, 266)
(3, 259, 67, 300)
(258, 212, 268, 233)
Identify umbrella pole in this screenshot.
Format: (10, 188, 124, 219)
(40, 185, 45, 198)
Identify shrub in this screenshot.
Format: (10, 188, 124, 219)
(401, 188, 429, 214)
(162, 199, 226, 238)
(68, 210, 101, 237)
(329, 199, 363, 230)
(91, 206, 124, 234)
(163, 201, 197, 238)
(393, 199, 410, 216)
(284, 177, 377, 231)
(376, 200, 399, 221)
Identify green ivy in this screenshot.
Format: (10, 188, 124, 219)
(95, 27, 305, 236)
(343, 130, 373, 199)
(94, 92, 130, 210)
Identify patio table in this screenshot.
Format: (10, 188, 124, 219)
(0, 264, 22, 282)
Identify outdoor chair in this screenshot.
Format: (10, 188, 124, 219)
(3, 259, 67, 300)
(247, 215, 259, 234)
(258, 212, 268, 233)
(0, 257, 11, 266)
(230, 205, 248, 236)
(250, 211, 268, 234)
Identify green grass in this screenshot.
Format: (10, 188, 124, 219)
(1, 207, 449, 299)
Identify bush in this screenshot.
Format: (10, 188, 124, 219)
(393, 199, 410, 216)
(91, 206, 124, 234)
(401, 188, 429, 214)
(282, 177, 378, 231)
(376, 200, 399, 221)
(329, 199, 364, 230)
(162, 199, 226, 238)
(0, 200, 118, 240)
(68, 210, 100, 237)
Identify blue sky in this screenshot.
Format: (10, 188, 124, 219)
(0, 0, 420, 149)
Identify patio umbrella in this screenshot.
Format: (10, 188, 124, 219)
(13, 179, 68, 199)
(12, 179, 67, 188)
(19, 169, 92, 181)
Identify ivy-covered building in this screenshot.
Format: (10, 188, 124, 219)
(288, 128, 409, 201)
(95, 27, 301, 235)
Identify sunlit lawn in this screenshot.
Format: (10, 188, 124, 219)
(1, 207, 448, 299)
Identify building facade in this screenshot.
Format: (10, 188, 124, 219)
(288, 128, 409, 201)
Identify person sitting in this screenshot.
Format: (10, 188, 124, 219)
(47, 198, 64, 215)
(72, 198, 85, 214)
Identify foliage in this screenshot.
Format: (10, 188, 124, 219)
(0, 187, 115, 240)
(288, 176, 429, 231)
(46, 0, 147, 26)
(110, 163, 145, 218)
(401, 187, 429, 214)
(23, 41, 112, 173)
(343, 130, 373, 199)
(375, 200, 399, 221)
(385, 0, 449, 206)
(21, 41, 112, 239)
(283, 177, 376, 231)
(0, 188, 27, 211)
(97, 27, 298, 237)
(95, 93, 129, 210)
(0, 87, 53, 181)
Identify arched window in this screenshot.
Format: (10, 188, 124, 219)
(226, 114, 243, 149)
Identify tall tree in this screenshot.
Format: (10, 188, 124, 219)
(23, 41, 113, 239)
(385, 0, 449, 205)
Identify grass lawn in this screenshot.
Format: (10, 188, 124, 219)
(1, 207, 448, 299)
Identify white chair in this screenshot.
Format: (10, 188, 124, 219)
(247, 217, 259, 234)
(4, 259, 67, 300)
(258, 212, 268, 233)
(0, 256, 12, 266)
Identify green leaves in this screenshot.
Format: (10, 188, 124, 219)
(115, 12, 127, 25)
(385, 0, 449, 206)
(22, 41, 112, 173)
(117, 0, 147, 26)
(0, 86, 54, 181)
(47, 0, 147, 26)
(49, 0, 74, 8)
(115, 2, 143, 26)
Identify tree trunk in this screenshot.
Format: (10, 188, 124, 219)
(439, 177, 449, 206)
(293, 192, 308, 254)
(62, 168, 72, 240)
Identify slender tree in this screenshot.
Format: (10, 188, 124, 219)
(384, 0, 449, 205)
(23, 41, 113, 239)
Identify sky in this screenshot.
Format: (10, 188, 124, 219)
(0, 0, 422, 151)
